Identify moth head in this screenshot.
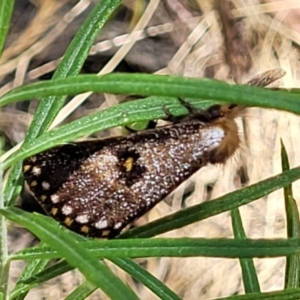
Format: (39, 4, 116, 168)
(207, 104, 245, 121)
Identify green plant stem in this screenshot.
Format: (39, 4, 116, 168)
(0, 0, 14, 56)
(0, 161, 9, 300)
(0, 0, 15, 295)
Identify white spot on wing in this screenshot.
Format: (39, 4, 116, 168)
(51, 194, 60, 203)
(94, 219, 108, 229)
(42, 181, 50, 190)
(76, 214, 89, 224)
(61, 205, 73, 215)
(114, 222, 122, 230)
(32, 166, 41, 175)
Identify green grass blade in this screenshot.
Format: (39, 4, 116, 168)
(281, 141, 300, 288)
(1, 209, 138, 300)
(0, 152, 9, 300)
(111, 258, 181, 300)
(23, 0, 121, 139)
(8, 237, 300, 261)
(281, 140, 293, 198)
(10, 258, 51, 300)
(17, 260, 72, 286)
(217, 287, 300, 299)
(231, 208, 260, 293)
(50, 237, 299, 258)
(0, 0, 14, 56)
(3, 164, 23, 206)
(64, 281, 97, 300)
(1, 74, 300, 114)
(17, 255, 180, 300)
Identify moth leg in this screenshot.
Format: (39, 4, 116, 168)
(163, 98, 216, 123)
(162, 98, 198, 122)
(180, 98, 219, 123)
(177, 97, 199, 114)
(162, 105, 182, 123)
(147, 120, 158, 129)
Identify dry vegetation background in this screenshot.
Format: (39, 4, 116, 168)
(1, 0, 300, 299)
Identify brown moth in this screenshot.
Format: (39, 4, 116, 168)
(23, 69, 285, 238)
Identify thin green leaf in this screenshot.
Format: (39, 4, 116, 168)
(0, 0, 13, 290)
(64, 281, 97, 300)
(1, 208, 138, 300)
(231, 208, 260, 293)
(17, 260, 72, 286)
(18, 255, 180, 300)
(1, 74, 300, 114)
(0, 155, 9, 300)
(218, 287, 300, 299)
(111, 258, 181, 300)
(3, 163, 23, 206)
(15, 225, 90, 288)
(281, 140, 293, 198)
(35, 257, 181, 300)
(281, 141, 300, 288)
(0, 0, 14, 56)
(24, 0, 121, 139)
(10, 258, 51, 300)
(7, 237, 300, 261)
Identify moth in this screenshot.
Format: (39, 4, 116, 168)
(23, 69, 285, 238)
